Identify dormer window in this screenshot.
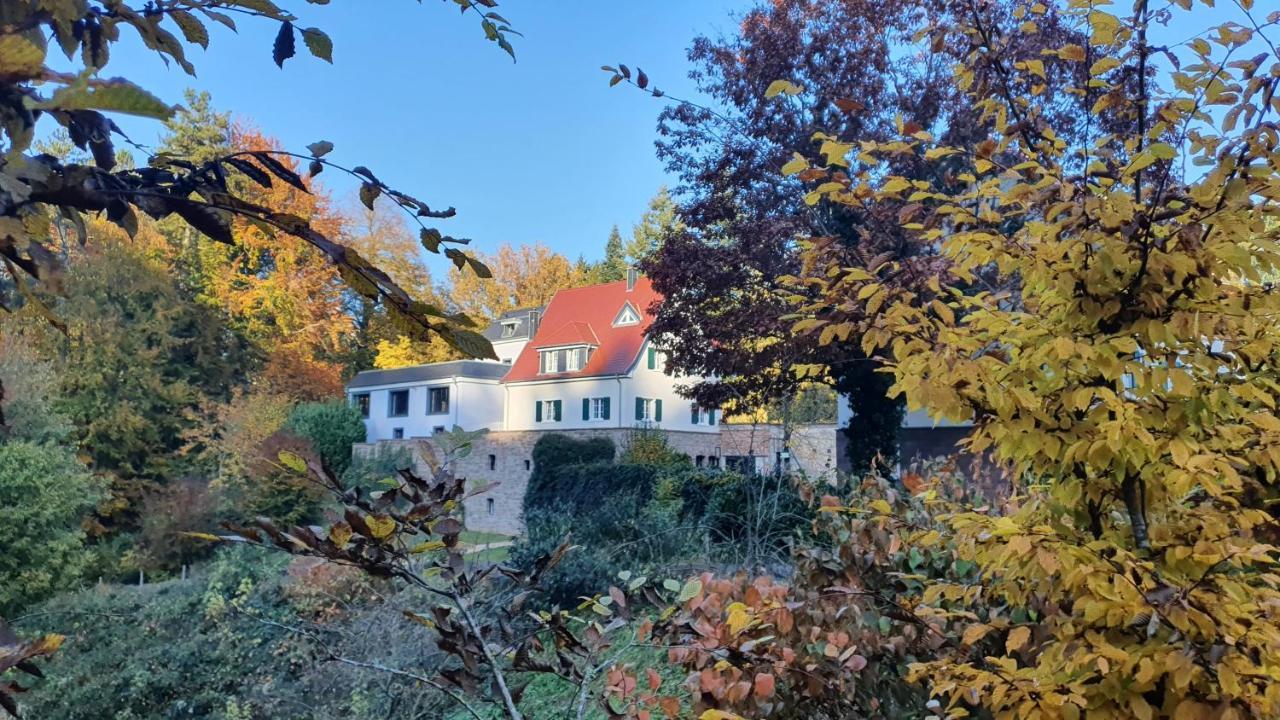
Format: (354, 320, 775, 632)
(500, 321, 518, 338)
(539, 345, 592, 374)
(613, 302, 640, 327)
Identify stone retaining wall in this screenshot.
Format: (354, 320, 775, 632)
(354, 424, 836, 536)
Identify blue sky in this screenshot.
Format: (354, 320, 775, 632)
(98, 1, 749, 277)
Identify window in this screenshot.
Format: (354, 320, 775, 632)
(486, 498, 496, 516)
(540, 346, 590, 374)
(428, 386, 449, 415)
(392, 427, 404, 439)
(432, 425, 446, 435)
(691, 405, 716, 425)
(535, 399, 562, 423)
(613, 302, 640, 326)
(388, 389, 409, 417)
(524, 459, 531, 471)
(352, 393, 370, 418)
(500, 321, 518, 338)
(645, 346, 665, 372)
(695, 455, 705, 467)
(583, 397, 610, 421)
(634, 397, 662, 423)
(488, 454, 496, 470)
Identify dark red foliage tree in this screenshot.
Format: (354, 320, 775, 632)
(641, 0, 1083, 473)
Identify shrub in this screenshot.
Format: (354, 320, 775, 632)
(284, 400, 366, 476)
(0, 441, 102, 616)
(620, 426, 689, 466)
(530, 433, 615, 473)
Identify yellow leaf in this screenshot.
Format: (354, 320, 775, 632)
(781, 152, 808, 176)
(726, 602, 754, 636)
(329, 522, 353, 548)
(1059, 44, 1087, 61)
(764, 79, 802, 98)
(180, 532, 223, 542)
(962, 623, 994, 646)
(365, 514, 397, 540)
(1005, 626, 1030, 653)
(1090, 57, 1121, 75)
(277, 450, 307, 474)
(881, 177, 911, 195)
(1088, 11, 1119, 45)
(700, 711, 748, 720)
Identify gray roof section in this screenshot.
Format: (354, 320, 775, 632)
(482, 306, 544, 342)
(347, 360, 510, 389)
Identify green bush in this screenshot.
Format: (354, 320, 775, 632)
(285, 400, 366, 476)
(0, 441, 102, 616)
(530, 433, 615, 473)
(620, 426, 690, 466)
(18, 546, 450, 720)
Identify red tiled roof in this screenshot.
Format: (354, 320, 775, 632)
(503, 277, 660, 383)
(534, 321, 599, 348)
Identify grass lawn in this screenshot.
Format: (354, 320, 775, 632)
(460, 530, 513, 546)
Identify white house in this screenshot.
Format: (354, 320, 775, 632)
(500, 271, 719, 433)
(346, 360, 509, 442)
(347, 272, 719, 442)
(482, 306, 543, 365)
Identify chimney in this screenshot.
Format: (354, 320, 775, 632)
(626, 266, 639, 291)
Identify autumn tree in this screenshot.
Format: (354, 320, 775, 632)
(446, 241, 582, 322)
(0, 2, 517, 712)
(792, 0, 1280, 717)
(342, 199, 457, 370)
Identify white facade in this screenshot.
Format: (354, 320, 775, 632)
(502, 341, 718, 433)
(348, 374, 505, 442)
(492, 337, 529, 365)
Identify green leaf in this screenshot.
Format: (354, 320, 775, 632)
(306, 140, 334, 158)
(677, 579, 702, 602)
(170, 10, 210, 49)
(420, 228, 443, 253)
(301, 27, 333, 62)
(439, 326, 497, 360)
(33, 78, 174, 119)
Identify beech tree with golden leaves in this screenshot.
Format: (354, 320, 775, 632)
(791, 0, 1280, 718)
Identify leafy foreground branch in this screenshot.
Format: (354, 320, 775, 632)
(0, 0, 518, 359)
(197, 431, 672, 720)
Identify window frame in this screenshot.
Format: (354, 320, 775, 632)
(590, 397, 609, 421)
(387, 389, 410, 418)
(427, 386, 450, 415)
(352, 393, 370, 418)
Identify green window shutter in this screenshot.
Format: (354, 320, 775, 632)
(602, 397, 610, 420)
(635, 397, 644, 421)
(655, 399, 663, 422)
(709, 409, 717, 426)
(582, 398, 590, 421)
(554, 400, 562, 422)
(535, 401, 542, 423)
(647, 346, 656, 370)
(691, 405, 699, 424)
